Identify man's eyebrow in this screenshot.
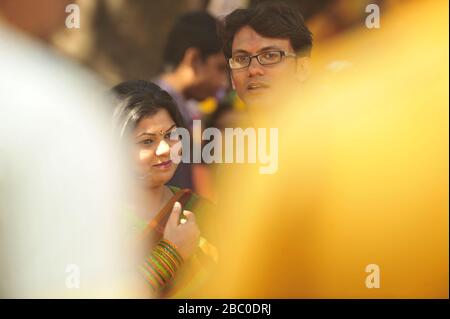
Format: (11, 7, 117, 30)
(137, 124, 176, 138)
(232, 49, 250, 56)
(257, 46, 282, 53)
(232, 46, 283, 56)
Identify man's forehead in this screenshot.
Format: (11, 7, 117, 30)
(232, 25, 292, 54)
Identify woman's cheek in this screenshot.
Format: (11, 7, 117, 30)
(138, 149, 153, 165)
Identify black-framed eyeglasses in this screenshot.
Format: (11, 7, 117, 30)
(228, 50, 297, 70)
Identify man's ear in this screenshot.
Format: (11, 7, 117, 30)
(182, 47, 202, 74)
(295, 56, 311, 82)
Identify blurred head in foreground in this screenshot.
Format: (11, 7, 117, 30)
(0, 1, 136, 298)
(222, 2, 313, 108)
(200, 0, 448, 298)
(0, 0, 71, 42)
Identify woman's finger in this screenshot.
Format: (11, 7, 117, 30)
(182, 210, 196, 223)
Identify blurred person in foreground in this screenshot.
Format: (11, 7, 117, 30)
(155, 11, 229, 190)
(198, 0, 448, 298)
(0, 0, 138, 297)
(111, 80, 218, 298)
(221, 2, 313, 110)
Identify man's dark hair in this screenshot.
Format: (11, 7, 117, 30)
(221, 2, 313, 59)
(162, 11, 222, 70)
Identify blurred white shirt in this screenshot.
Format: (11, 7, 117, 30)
(0, 26, 134, 298)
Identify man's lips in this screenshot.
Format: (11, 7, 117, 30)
(247, 82, 270, 91)
(153, 160, 172, 169)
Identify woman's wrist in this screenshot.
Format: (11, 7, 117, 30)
(139, 239, 184, 291)
(159, 238, 184, 264)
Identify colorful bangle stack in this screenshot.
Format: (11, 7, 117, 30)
(139, 239, 184, 291)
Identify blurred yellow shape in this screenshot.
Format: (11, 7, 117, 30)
(199, 0, 449, 298)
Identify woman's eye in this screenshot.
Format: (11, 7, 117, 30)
(140, 139, 153, 145)
(165, 130, 180, 141)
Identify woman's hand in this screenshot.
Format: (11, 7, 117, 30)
(163, 201, 200, 261)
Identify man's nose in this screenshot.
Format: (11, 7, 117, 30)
(155, 140, 170, 156)
(248, 57, 265, 77)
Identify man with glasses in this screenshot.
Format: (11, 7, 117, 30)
(221, 2, 313, 107)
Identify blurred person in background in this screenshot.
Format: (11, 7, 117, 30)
(111, 80, 218, 298)
(52, 0, 211, 85)
(199, 0, 448, 298)
(155, 11, 229, 191)
(221, 1, 313, 109)
(0, 0, 137, 297)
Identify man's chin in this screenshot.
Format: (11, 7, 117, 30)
(242, 82, 294, 110)
(243, 93, 274, 109)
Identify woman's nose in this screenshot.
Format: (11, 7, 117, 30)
(155, 140, 170, 156)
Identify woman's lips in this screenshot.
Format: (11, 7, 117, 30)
(153, 160, 172, 169)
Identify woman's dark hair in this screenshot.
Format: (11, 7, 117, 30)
(221, 2, 313, 59)
(110, 80, 185, 139)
